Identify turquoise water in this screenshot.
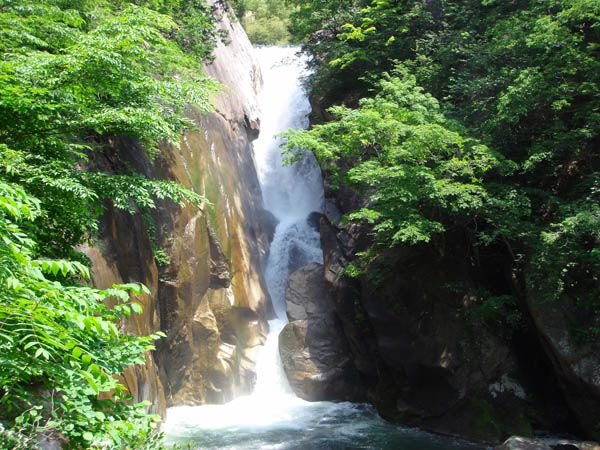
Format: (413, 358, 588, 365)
(165, 401, 481, 450)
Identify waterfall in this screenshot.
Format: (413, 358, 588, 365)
(254, 46, 324, 321)
(163, 46, 480, 450)
(163, 45, 328, 434)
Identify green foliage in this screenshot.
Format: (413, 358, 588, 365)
(0, 182, 167, 449)
(141, 209, 172, 267)
(288, 0, 600, 337)
(0, 0, 214, 257)
(0, 0, 219, 446)
(285, 68, 499, 247)
(474, 295, 523, 332)
(130, 0, 229, 60)
(232, 0, 293, 44)
(287, 0, 368, 96)
(470, 396, 533, 441)
(471, 397, 502, 441)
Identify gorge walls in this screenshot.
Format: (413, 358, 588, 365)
(312, 157, 598, 442)
(82, 1, 272, 415)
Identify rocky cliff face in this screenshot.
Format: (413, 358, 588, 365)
(291, 103, 596, 442)
(311, 191, 595, 442)
(83, 1, 272, 415)
(316, 219, 544, 442)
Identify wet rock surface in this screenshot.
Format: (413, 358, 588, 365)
(306, 211, 324, 232)
(279, 263, 364, 401)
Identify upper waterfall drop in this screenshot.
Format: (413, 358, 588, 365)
(234, 45, 325, 405)
(252, 47, 323, 223)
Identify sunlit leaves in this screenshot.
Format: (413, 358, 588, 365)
(285, 68, 498, 248)
(0, 182, 162, 448)
(232, 0, 294, 45)
(0, 0, 217, 257)
(288, 0, 600, 338)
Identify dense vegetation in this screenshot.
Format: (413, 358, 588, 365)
(232, 0, 292, 44)
(0, 0, 218, 447)
(285, 0, 600, 338)
(2, 0, 598, 445)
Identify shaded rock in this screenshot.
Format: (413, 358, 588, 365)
(525, 291, 600, 439)
(279, 263, 364, 401)
(208, 225, 231, 289)
(317, 216, 561, 442)
(496, 437, 553, 450)
(284, 261, 333, 322)
(319, 218, 377, 379)
(306, 211, 324, 232)
(323, 200, 341, 226)
(496, 437, 600, 450)
(80, 209, 166, 416)
(256, 208, 279, 244)
(288, 240, 311, 274)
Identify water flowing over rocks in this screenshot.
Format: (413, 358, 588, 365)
(82, 0, 271, 415)
(279, 262, 364, 401)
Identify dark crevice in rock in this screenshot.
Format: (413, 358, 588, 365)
(208, 224, 231, 289)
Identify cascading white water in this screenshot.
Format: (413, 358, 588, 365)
(164, 46, 480, 450)
(253, 47, 324, 321)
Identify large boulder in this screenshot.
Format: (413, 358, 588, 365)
(279, 263, 364, 401)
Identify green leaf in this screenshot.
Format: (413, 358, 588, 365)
(131, 302, 143, 314)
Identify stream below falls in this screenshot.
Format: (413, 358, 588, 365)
(163, 46, 484, 450)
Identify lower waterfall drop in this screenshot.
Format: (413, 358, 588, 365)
(164, 46, 480, 450)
